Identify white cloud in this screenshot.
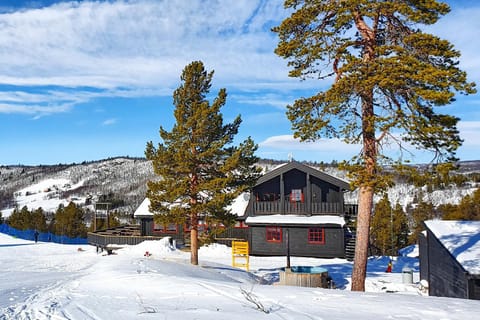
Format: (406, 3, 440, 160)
(257, 134, 361, 162)
(0, 103, 71, 115)
(102, 118, 117, 126)
(0, 0, 291, 89)
(0, 0, 306, 115)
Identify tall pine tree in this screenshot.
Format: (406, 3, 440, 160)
(273, 0, 475, 291)
(146, 61, 260, 265)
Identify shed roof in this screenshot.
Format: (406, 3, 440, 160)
(133, 198, 152, 218)
(425, 220, 480, 275)
(246, 214, 345, 227)
(256, 161, 350, 190)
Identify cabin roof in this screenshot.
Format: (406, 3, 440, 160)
(245, 214, 345, 227)
(256, 161, 350, 190)
(425, 220, 480, 275)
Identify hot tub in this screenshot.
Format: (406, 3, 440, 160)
(279, 266, 329, 288)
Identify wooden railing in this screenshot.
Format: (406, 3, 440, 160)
(87, 232, 164, 248)
(253, 201, 346, 215)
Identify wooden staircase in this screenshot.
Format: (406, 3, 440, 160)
(345, 234, 356, 261)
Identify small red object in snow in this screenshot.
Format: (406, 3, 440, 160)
(385, 261, 392, 273)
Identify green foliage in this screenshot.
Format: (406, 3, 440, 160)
(145, 61, 261, 261)
(273, 0, 476, 188)
(371, 195, 409, 255)
(409, 200, 435, 244)
(273, 0, 475, 290)
(441, 189, 480, 220)
(6, 206, 47, 231)
(90, 210, 122, 231)
(52, 202, 87, 238)
(370, 195, 392, 255)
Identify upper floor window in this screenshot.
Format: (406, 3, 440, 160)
(256, 193, 278, 201)
(266, 226, 282, 242)
(308, 227, 325, 244)
(154, 223, 178, 233)
(290, 189, 304, 202)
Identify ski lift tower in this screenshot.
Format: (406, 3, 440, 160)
(94, 202, 111, 231)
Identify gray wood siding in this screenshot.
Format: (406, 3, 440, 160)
(249, 226, 344, 258)
(469, 279, 480, 300)
(418, 232, 429, 282)
(141, 218, 154, 236)
(310, 176, 341, 206)
(427, 229, 469, 299)
(254, 176, 280, 201)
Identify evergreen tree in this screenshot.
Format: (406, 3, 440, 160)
(438, 203, 460, 220)
(90, 210, 121, 231)
(409, 200, 435, 244)
(53, 202, 87, 238)
(392, 203, 409, 252)
(31, 207, 48, 232)
(273, 0, 475, 291)
(451, 189, 480, 220)
(7, 206, 31, 230)
(370, 195, 392, 255)
(146, 61, 260, 265)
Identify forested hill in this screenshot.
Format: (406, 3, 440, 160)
(1, 157, 479, 216)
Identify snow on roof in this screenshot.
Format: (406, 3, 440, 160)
(226, 192, 249, 217)
(425, 220, 480, 275)
(246, 214, 345, 226)
(134, 193, 249, 218)
(133, 198, 152, 217)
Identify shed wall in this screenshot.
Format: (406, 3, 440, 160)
(427, 229, 469, 299)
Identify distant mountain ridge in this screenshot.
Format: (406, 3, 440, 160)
(1, 157, 479, 216)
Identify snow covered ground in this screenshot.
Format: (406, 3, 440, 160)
(1, 233, 479, 319)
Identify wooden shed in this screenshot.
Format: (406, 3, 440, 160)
(419, 220, 480, 300)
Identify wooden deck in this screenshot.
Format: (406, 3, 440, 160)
(87, 225, 164, 251)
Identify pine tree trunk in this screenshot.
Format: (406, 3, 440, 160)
(190, 211, 199, 265)
(351, 185, 374, 291)
(351, 30, 376, 289)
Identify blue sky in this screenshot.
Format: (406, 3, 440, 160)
(0, 0, 479, 165)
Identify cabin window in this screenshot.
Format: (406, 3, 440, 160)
(266, 226, 282, 242)
(184, 221, 209, 232)
(257, 193, 278, 201)
(154, 223, 178, 233)
(198, 220, 207, 233)
(308, 228, 325, 244)
(235, 221, 249, 229)
(290, 189, 304, 202)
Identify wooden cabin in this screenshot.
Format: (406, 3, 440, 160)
(92, 161, 356, 258)
(419, 220, 480, 300)
(244, 161, 353, 258)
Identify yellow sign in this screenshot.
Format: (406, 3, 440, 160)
(232, 241, 249, 271)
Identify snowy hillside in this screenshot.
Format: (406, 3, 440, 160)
(1, 158, 479, 218)
(1, 157, 152, 217)
(1, 233, 479, 319)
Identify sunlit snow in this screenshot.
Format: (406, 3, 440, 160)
(1, 233, 479, 319)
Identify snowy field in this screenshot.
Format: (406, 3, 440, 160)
(1, 233, 479, 319)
